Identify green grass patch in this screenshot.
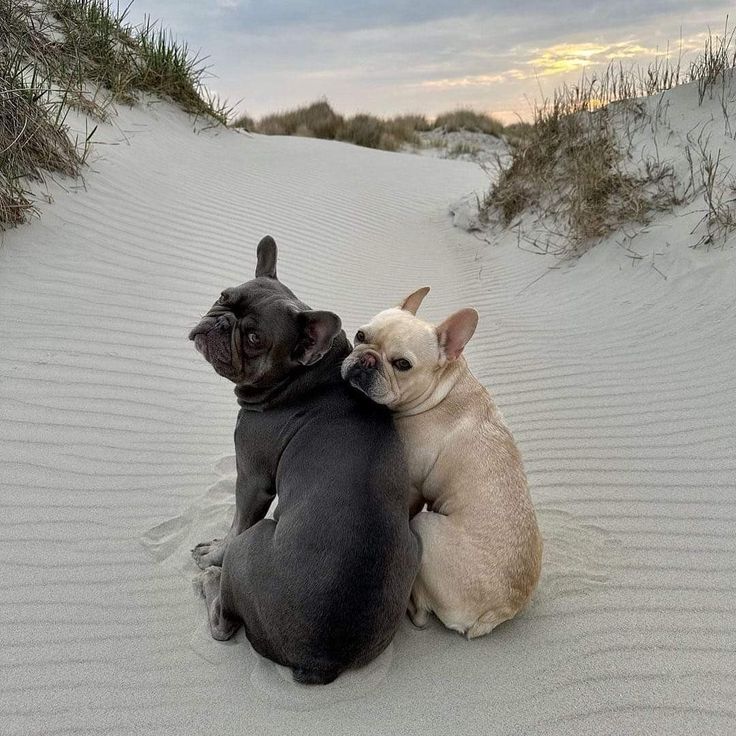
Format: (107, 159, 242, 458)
(47, 0, 230, 122)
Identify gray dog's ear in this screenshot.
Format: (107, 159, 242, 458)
(398, 286, 430, 315)
(294, 310, 342, 366)
(256, 235, 278, 279)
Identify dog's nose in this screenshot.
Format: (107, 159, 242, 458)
(359, 352, 377, 368)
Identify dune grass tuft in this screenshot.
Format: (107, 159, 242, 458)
(481, 21, 736, 256)
(390, 113, 432, 134)
(447, 141, 482, 158)
(1, 0, 86, 229)
(250, 100, 423, 150)
(339, 113, 419, 151)
(47, 0, 231, 122)
(231, 112, 256, 132)
(689, 20, 736, 105)
(483, 92, 677, 254)
(257, 100, 344, 139)
(1, 0, 231, 228)
(245, 101, 501, 151)
(434, 109, 504, 136)
(339, 113, 391, 149)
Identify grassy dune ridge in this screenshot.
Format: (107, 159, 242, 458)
(233, 100, 503, 152)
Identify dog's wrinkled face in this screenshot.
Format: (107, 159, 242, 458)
(342, 287, 478, 411)
(189, 236, 341, 387)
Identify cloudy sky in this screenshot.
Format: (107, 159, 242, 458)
(129, 1, 733, 122)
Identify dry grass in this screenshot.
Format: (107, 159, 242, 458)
(247, 100, 424, 151)
(434, 109, 504, 136)
(245, 101, 502, 151)
(338, 114, 398, 150)
(690, 20, 736, 105)
(483, 94, 678, 255)
(690, 140, 736, 247)
(1, 0, 86, 228)
(447, 141, 482, 158)
(481, 21, 736, 256)
(47, 0, 231, 122)
(390, 113, 432, 133)
(257, 100, 343, 139)
(1, 0, 230, 229)
(231, 112, 255, 132)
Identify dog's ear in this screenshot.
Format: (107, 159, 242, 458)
(294, 310, 342, 366)
(398, 286, 430, 315)
(255, 235, 278, 279)
(436, 308, 478, 361)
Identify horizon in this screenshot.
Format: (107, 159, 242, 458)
(129, 0, 733, 124)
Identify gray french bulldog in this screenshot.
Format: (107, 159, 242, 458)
(188, 236, 421, 685)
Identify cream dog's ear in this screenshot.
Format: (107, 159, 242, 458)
(437, 308, 479, 361)
(398, 286, 430, 315)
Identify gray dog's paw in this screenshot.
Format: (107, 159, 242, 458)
(191, 538, 227, 569)
(193, 565, 222, 598)
(192, 572, 206, 598)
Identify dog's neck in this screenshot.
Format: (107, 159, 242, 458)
(234, 333, 351, 411)
(394, 357, 474, 417)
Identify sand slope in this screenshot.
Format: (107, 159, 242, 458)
(0, 95, 735, 735)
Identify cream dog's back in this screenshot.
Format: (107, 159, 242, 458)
(400, 360, 541, 637)
(342, 288, 542, 637)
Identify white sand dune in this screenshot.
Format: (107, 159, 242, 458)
(1, 87, 735, 735)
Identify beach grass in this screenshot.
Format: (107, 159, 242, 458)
(481, 20, 736, 255)
(47, 0, 230, 121)
(1, 0, 85, 228)
(434, 109, 504, 136)
(1, 0, 230, 229)
(242, 100, 503, 151)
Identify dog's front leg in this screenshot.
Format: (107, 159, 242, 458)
(192, 472, 275, 569)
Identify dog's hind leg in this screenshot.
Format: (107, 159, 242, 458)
(465, 608, 515, 639)
(292, 666, 342, 685)
(200, 566, 239, 641)
(407, 582, 430, 629)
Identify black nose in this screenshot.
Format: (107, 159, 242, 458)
(359, 352, 377, 368)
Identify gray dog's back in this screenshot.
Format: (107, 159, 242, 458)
(222, 380, 420, 683)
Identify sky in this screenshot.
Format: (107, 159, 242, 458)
(128, 1, 735, 123)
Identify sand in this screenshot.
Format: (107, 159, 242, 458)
(1, 85, 735, 735)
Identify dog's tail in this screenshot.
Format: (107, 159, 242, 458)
(292, 666, 342, 686)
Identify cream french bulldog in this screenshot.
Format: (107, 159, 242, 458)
(341, 287, 542, 638)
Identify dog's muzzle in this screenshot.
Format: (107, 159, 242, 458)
(345, 358, 379, 396)
(357, 352, 377, 368)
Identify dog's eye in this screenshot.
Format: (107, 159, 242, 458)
(247, 332, 261, 347)
(393, 358, 412, 372)
(355, 330, 366, 343)
(218, 292, 229, 305)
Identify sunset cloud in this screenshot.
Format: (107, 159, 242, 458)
(527, 41, 656, 76)
(128, 1, 733, 119)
